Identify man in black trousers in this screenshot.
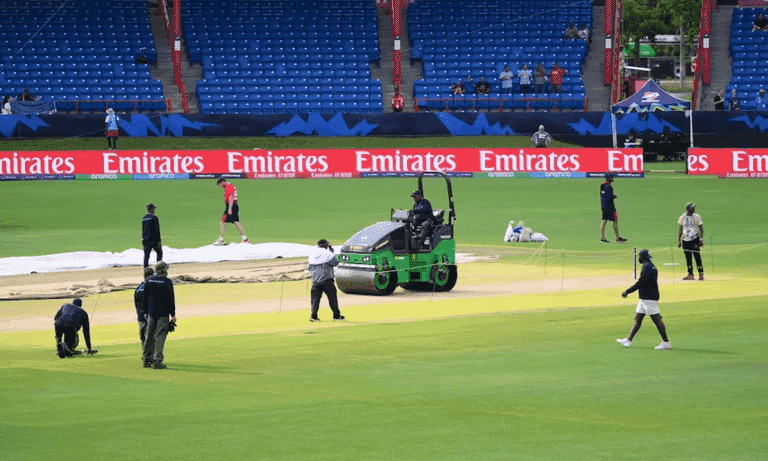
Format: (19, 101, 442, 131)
(308, 239, 344, 322)
(142, 261, 176, 369)
(54, 298, 97, 358)
(134, 266, 154, 344)
(142, 203, 162, 268)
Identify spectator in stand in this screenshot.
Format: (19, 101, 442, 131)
(499, 65, 514, 94)
(755, 89, 768, 111)
(729, 89, 740, 111)
(465, 75, 474, 92)
(19, 88, 35, 101)
(475, 76, 490, 95)
(752, 13, 768, 32)
(517, 63, 532, 94)
(534, 62, 547, 95)
(579, 24, 591, 44)
(391, 88, 404, 112)
(713, 89, 725, 110)
(1, 96, 11, 114)
(564, 22, 579, 40)
(136, 47, 150, 65)
(450, 81, 465, 95)
(549, 62, 567, 93)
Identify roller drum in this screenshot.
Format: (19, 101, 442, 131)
(335, 266, 382, 295)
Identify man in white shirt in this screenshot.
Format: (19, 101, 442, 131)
(678, 202, 704, 280)
(499, 66, 513, 94)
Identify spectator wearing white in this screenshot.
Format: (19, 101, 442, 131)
(1, 96, 11, 115)
(579, 24, 591, 43)
(531, 125, 553, 148)
(517, 64, 532, 94)
(754, 89, 768, 111)
(499, 65, 514, 94)
(564, 22, 579, 40)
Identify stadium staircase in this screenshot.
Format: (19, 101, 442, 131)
(372, 5, 422, 113)
(581, 4, 610, 111)
(724, 6, 768, 111)
(409, 0, 590, 112)
(700, 5, 734, 110)
(147, 5, 201, 114)
(0, 0, 166, 113)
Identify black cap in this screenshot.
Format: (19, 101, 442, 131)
(146, 203, 156, 209)
(73, 298, 82, 307)
(143, 267, 155, 277)
(605, 172, 615, 179)
(317, 238, 329, 246)
(638, 249, 652, 260)
(411, 190, 422, 197)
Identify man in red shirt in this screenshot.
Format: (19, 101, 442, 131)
(549, 62, 568, 93)
(214, 178, 249, 245)
(392, 88, 404, 112)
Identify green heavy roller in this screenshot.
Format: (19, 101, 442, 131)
(335, 171, 458, 296)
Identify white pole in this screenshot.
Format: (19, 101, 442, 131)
(612, 112, 618, 148)
(689, 109, 694, 148)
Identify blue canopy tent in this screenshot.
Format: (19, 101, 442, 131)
(611, 79, 692, 148)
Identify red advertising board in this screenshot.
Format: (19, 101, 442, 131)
(0, 148, 644, 177)
(738, 0, 768, 6)
(687, 148, 768, 177)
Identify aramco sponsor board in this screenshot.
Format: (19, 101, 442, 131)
(0, 148, 644, 179)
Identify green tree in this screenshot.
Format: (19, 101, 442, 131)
(622, 0, 701, 60)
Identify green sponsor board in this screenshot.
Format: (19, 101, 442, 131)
(76, 174, 133, 180)
(474, 172, 530, 178)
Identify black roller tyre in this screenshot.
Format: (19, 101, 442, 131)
(432, 265, 458, 292)
(373, 271, 398, 295)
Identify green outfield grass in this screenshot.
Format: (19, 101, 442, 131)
(1, 137, 767, 460)
(2, 294, 767, 461)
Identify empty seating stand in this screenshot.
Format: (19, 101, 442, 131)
(184, 0, 384, 114)
(0, 0, 166, 113)
(409, 0, 590, 111)
(727, 8, 768, 111)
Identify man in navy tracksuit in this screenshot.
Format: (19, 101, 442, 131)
(617, 249, 671, 350)
(54, 298, 97, 358)
(134, 266, 154, 344)
(142, 203, 162, 268)
(142, 261, 176, 369)
(600, 172, 627, 244)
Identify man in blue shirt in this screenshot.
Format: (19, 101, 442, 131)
(54, 298, 97, 358)
(410, 190, 433, 250)
(617, 249, 671, 350)
(105, 108, 120, 150)
(754, 89, 768, 111)
(600, 172, 627, 244)
(142, 203, 162, 268)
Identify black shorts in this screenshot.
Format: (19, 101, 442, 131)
(222, 202, 240, 223)
(602, 208, 617, 222)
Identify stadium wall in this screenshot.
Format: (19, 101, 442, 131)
(1, 112, 768, 147)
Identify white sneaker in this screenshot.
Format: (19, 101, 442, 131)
(655, 341, 672, 350)
(213, 238, 226, 246)
(241, 236, 249, 243)
(616, 338, 632, 348)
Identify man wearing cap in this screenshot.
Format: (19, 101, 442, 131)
(54, 298, 97, 358)
(308, 239, 344, 322)
(678, 202, 704, 281)
(531, 125, 553, 148)
(141, 203, 162, 269)
(410, 189, 433, 251)
(135, 266, 153, 344)
(600, 172, 627, 244)
(617, 249, 670, 350)
(142, 261, 176, 369)
(105, 108, 120, 150)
